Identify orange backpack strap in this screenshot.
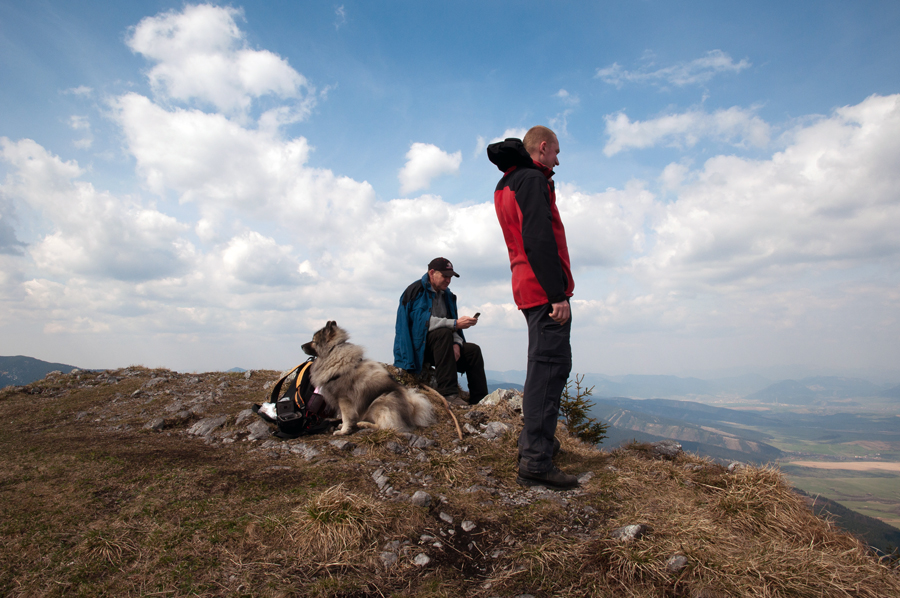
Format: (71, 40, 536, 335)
(291, 361, 314, 410)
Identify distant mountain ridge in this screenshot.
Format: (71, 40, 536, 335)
(745, 376, 886, 404)
(588, 396, 784, 464)
(0, 355, 77, 389)
(486, 370, 898, 403)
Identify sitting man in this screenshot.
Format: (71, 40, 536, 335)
(394, 257, 488, 406)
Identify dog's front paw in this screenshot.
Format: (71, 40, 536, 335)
(333, 427, 351, 436)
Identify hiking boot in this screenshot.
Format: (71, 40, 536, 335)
(516, 466, 578, 490)
(517, 437, 561, 464)
(444, 394, 468, 407)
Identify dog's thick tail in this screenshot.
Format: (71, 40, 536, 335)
(404, 388, 435, 428)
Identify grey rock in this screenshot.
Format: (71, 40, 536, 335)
(329, 439, 357, 452)
(411, 491, 431, 507)
(385, 441, 406, 454)
(610, 524, 652, 542)
(727, 462, 743, 473)
(246, 419, 272, 441)
(666, 554, 689, 573)
(461, 520, 476, 532)
(408, 434, 435, 449)
(373, 469, 390, 491)
(144, 418, 165, 431)
(481, 421, 510, 440)
(243, 371, 253, 379)
(144, 377, 167, 388)
(463, 423, 478, 435)
(234, 409, 254, 426)
(380, 551, 398, 567)
(651, 440, 683, 459)
(290, 443, 321, 461)
(188, 415, 227, 437)
(164, 400, 185, 413)
(413, 553, 431, 567)
(439, 511, 453, 524)
(479, 388, 522, 410)
(352, 446, 368, 457)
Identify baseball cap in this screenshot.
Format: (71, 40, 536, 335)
(428, 257, 459, 277)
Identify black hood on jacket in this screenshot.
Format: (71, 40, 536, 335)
(487, 138, 535, 172)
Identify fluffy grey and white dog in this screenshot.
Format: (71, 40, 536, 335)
(302, 321, 435, 436)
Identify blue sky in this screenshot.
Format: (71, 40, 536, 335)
(1, 1, 899, 383)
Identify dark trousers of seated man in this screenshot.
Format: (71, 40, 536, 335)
(519, 303, 572, 474)
(424, 327, 489, 403)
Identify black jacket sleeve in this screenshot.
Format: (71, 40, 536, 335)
(514, 170, 568, 304)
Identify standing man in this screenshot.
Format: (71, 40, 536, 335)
(393, 257, 488, 407)
(487, 126, 577, 489)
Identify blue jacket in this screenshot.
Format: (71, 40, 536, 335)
(393, 274, 465, 373)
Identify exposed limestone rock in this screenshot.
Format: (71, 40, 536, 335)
(187, 415, 227, 437)
(651, 439, 683, 459)
(411, 490, 431, 507)
(246, 419, 272, 441)
(666, 554, 689, 573)
(234, 408, 254, 426)
(329, 439, 356, 452)
(144, 418, 165, 431)
(482, 421, 510, 440)
(380, 551, 398, 567)
(610, 524, 652, 542)
(479, 388, 522, 410)
(289, 443, 321, 460)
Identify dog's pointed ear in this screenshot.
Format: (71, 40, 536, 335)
(326, 320, 336, 330)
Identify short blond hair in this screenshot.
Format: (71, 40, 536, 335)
(523, 126, 557, 154)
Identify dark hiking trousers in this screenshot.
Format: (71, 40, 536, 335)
(518, 303, 572, 474)
(424, 327, 489, 403)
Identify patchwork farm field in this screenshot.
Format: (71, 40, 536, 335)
(780, 463, 900, 528)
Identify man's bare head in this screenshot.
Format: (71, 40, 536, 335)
(523, 125, 560, 168)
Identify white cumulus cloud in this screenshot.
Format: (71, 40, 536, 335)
(398, 143, 462, 195)
(603, 106, 771, 156)
(0, 137, 194, 282)
(126, 4, 312, 119)
(633, 94, 900, 292)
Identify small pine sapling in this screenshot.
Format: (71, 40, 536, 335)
(559, 374, 607, 445)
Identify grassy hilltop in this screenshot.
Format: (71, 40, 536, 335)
(1, 367, 898, 597)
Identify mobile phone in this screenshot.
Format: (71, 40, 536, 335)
(474, 312, 481, 318)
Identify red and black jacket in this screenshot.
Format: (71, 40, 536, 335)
(488, 138, 574, 310)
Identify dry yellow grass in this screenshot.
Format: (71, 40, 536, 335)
(1, 367, 898, 597)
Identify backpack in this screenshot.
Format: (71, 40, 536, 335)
(253, 358, 336, 438)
